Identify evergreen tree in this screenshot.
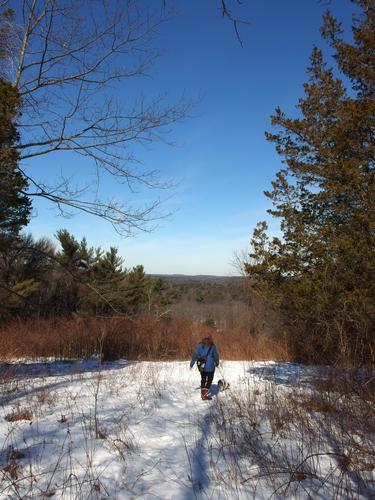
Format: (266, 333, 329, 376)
(145, 277, 172, 313)
(79, 237, 101, 269)
(55, 229, 87, 313)
(85, 246, 127, 314)
(0, 80, 31, 250)
(56, 230, 102, 271)
(125, 265, 148, 314)
(56, 230, 80, 266)
(246, 0, 375, 367)
(0, 234, 54, 318)
(95, 247, 124, 279)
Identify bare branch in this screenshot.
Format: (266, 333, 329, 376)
(220, 0, 249, 47)
(5, 0, 191, 236)
(18, 165, 167, 236)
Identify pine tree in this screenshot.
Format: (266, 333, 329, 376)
(95, 247, 124, 279)
(0, 234, 54, 318)
(246, 0, 375, 367)
(85, 247, 126, 314)
(56, 230, 80, 266)
(125, 265, 148, 314)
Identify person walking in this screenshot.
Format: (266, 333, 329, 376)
(190, 335, 219, 400)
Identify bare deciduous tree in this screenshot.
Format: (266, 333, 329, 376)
(3, 0, 191, 235)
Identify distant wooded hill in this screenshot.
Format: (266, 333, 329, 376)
(149, 274, 249, 306)
(147, 274, 281, 336)
(150, 274, 243, 284)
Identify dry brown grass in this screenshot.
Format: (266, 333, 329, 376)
(218, 330, 289, 361)
(5, 404, 33, 422)
(207, 370, 375, 497)
(0, 315, 289, 362)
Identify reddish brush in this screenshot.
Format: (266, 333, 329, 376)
(0, 315, 289, 362)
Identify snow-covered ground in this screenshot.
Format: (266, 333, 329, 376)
(0, 360, 374, 499)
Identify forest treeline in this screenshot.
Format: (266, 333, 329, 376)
(0, 231, 170, 319)
(0, 230, 252, 320)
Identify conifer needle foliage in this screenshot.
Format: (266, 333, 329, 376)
(0, 80, 31, 251)
(246, 0, 375, 367)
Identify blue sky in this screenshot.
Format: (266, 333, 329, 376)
(26, 0, 356, 275)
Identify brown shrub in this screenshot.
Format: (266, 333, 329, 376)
(0, 315, 289, 362)
(5, 405, 33, 422)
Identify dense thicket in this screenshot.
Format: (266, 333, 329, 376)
(246, 0, 375, 367)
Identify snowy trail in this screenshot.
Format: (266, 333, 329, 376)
(118, 362, 248, 499)
(0, 360, 255, 499)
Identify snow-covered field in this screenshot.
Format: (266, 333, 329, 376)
(0, 360, 374, 499)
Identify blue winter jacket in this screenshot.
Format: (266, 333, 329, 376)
(190, 343, 219, 372)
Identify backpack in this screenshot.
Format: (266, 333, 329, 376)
(196, 344, 213, 372)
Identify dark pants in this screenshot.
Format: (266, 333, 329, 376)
(201, 371, 214, 389)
